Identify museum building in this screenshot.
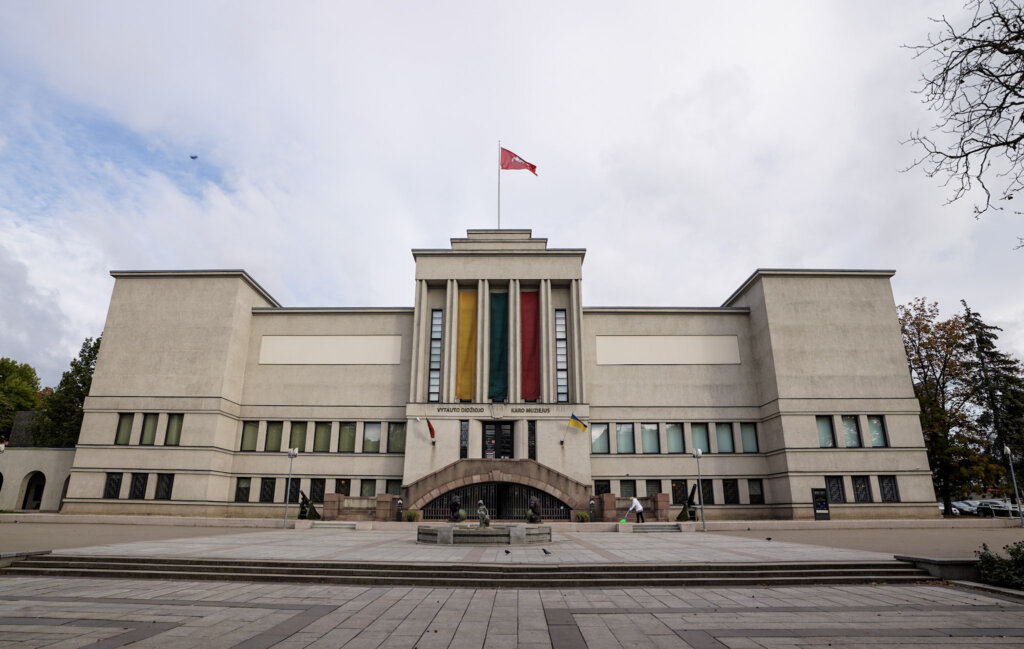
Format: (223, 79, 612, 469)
(0, 230, 937, 520)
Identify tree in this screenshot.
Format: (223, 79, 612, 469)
(0, 357, 41, 440)
(907, 0, 1024, 247)
(29, 337, 101, 448)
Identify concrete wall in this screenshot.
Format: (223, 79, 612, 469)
(0, 448, 76, 511)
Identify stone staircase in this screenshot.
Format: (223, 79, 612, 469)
(1, 555, 935, 588)
(632, 523, 681, 533)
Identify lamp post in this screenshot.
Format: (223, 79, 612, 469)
(1007, 445, 1023, 528)
(694, 448, 706, 532)
(283, 447, 299, 529)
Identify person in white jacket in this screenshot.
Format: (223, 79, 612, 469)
(627, 496, 645, 523)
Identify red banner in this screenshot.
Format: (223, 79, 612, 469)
(500, 147, 537, 175)
(521, 291, 540, 400)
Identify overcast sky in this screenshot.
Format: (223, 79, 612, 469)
(1, 1, 1021, 387)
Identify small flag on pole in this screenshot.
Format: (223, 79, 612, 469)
(568, 414, 587, 432)
(426, 417, 436, 441)
(500, 147, 538, 175)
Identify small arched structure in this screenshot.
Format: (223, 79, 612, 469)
(21, 471, 46, 510)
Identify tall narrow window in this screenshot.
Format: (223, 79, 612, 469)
(129, 473, 148, 500)
(641, 423, 660, 454)
(140, 414, 158, 445)
(645, 479, 662, 496)
(313, 422, 331, 452)
(362, 423, 381, 453)
(740, 423, 758, 453)
(360, 480, 376, 497)
(334, 478, 350, 496)
(387, 422, 406, 453)
(338, 422, 356, 452)
(691, 423, 710, 453)
(666, 423, 685, 454)
(155, 474, 174, 500)
(287, 477, 300, 504)
(616, 423, 635, 454)
(879, 475, 900, 502)
(528, 420, 536, 461)
(826, 475, 846, 503)
(619, 479, 636, 498)
(459, 420, 469, 459)
(671, 479, 688, 505)
(554, 309, 569, 403)
(816, 416, 836, 448)
(591, 423, 610, 454)
(842, 415, 861, 447)
(868, 415, 888, 447)
(240, 421, 258, 451)
(716, 423, 734, 453)
(103, 473, 123, 499)
(700, 479, 715, 505)
(289, 422, 307, 452)
(386, 479, 401, 496)
(722, 479, 740, 504)
(428, 309, 442, 402)
(165, 413, 183, 446)
(748, 479, 764, 505)
(234, 477, 251, 502)
(265, 421, 283, 452)
(594, 480, 610, 495)
(310, 478, 325, 504)
(260, 477, 277, 503)
(115, 413, 133, 445)
(852, 475, 872, 503)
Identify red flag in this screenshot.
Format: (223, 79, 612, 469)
(426, 417, 436, 440)
(500, 147, 537, 175)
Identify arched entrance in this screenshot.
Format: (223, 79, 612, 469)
(423, 482, 571, 520)
(21, 471, 45, 510)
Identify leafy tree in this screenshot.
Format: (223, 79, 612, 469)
(0, 357, 41, 440)
(29, 337, 101, 448)
(907, 0, 1024, 246)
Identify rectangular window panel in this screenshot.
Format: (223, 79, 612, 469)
(879, 475, 900, 502)
(240, 421, 258, 451)
(666, 423, 685, 454)
(740, 423, 758, 453)
(338, 422, 356, 452)
(265, 421, 283, 452)
(460, 420, 469, 459)
(594, 480, 611, 495)
(360, 480, 376, 497)
(555, 310, 569, 403)
(155, 474, 174, 500)
(691, 423, 710, 453)
(616, 423, 635, 454)
(129, 473, 148, 500)
(591, 423, 610, 454)
(723, 478, 740, 504)
(289, 422, 307, 452)
(387, 422, 406, 453)
(852, 475, 872, 503)
(334, 478, 350, 496)
(842, 415, 861, 448)
(641, 423, 660, 454)
(619, 479, 636, 498)
(645, 479, 662, 496)
(528, 420, 536, 461)
(386, 479, 401, 496)
(165, 413, 183, 446)
(826, 475, 846, 503)
(362, 422, 381, 453)
(287, 477, 300, 504)
(716, 423, 734, 453)
(234, 477, 251, 503)
(309, 478, 325, 504)
(103, 473, 122, 499)
(260, 477, 277, 503)
(816, 416, 836, 448)
(700, 479, 715, 505)
(748, 479, 764, 505)
(868, 415, 888, 447)
(115, 413, 133, 445)
(313, 422, 331, 452)
(139, 413, 158, 445)
(671, 479, 688, 505)
(428, 309, 443, 403)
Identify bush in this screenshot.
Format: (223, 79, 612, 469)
(975, 541, 1024, 590)
(458, 508, 467, 521)
(403, 509, 420, 522)
(575, 511, 590, 523)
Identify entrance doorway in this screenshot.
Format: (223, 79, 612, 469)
(482, 421, 513, 458)
(422, 482, 571, 520)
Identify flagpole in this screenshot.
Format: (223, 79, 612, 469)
(497, 140, 501, 229)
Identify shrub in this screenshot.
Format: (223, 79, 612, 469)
(403, 509, 420, 522)
(975, 541, 1024, 590)
(457, 508, 467, 521)
(575, 511, 590, 523)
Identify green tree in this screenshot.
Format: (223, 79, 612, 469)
(0, 357, 41, 440)
(29, 337, 101, 448)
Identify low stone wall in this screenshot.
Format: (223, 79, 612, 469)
(417, 524, 551, 545)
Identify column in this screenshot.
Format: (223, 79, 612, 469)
(478, 279, 489, 402)
(444, 279, 458, 403)
(409, 279, 427, 402)
(539, 279, 553, 402)
(510, 279, 521, 403)
(570, 278, 585, 403)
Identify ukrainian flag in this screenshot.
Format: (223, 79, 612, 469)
(568, 414, 588, 432)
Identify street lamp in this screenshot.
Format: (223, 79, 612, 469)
(282, 447, 299, 529)
(694, 448, 706, 531)
(1006, 445, 1023, 528)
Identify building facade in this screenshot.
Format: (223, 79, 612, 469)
(5, 230, 936, 519)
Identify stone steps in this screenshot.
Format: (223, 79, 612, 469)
(310, 521, 357, 529)
(632, 524, 681, 532)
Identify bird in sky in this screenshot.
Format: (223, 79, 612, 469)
(190, 155, 198, 160)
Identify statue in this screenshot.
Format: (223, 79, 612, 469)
(527, 497, 542, 523)
(449, 496, 462, 522)
(477, 500, 490, 528)
(297, 490, 322, 521)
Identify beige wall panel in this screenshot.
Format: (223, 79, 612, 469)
(0, 449, 75, 510)
(415, 254, 583, 281)
(259, 335, 403, 365)
(595, 336, 740, 366)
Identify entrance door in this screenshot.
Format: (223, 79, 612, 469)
(482, 421, 514, 459)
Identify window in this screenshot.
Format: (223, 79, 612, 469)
(103, 473, 122, 499)
(234, 477, 251, 502)
(289, 422, 307, 452)
(591, 423, 609, 454)
(691, 423, 710, 453)
(429, 310, 443, 402)
(139, 414, 158, 445)
(842, 415, 861, 448)
(334, 478, 350, 496)
(115, 413, 133, 445)
(594, 480, 611, 495)
(260, 477, 277, 503)
(616, 423, 635, 454)
(555, 310, 569, 403)
(528, 421, 536, 461)
(641, 423, 660, 454)
(700, 479, 715, 505)
(387, 422, 406, 453)
(386, 479, 401, 496)
(816, 416, 836, 448)
(716, 423, 734, 453)
(155, 474, 174, 500)
(338, 422, 356, 453)
(619, 479, 636, 498)
(313, 422, 331, 452)
(723, 478, 740, 504)
(362, 422, 381, 453)
(240, 421, 258, 451)
(287, 477, 300, 504)
(826, 476, 846, 503)
(748, 479, 764, 505)
(666, 423, 685, 454)
(852, 475, 872, 503)
(740, 423, 758, 453)
(360, 480, 377, 497)
(165, 414, 183, 446)
(265, 421, 283, 452)
(645, 479, 662, 496)
(310, 478, 325, 504)
(671, 479, 688, 505)
(129, 473, 148, 500)
(868, 415, 888, 447)
(459, 420, 469, 459)
(879, 475, 900, 502)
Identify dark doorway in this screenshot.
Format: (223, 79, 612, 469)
(423, 482, 571, 520)
(22, 472, 45, 510)
(482, 421, 513, 459)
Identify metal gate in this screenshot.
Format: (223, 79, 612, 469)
(422, 482, 571, 520)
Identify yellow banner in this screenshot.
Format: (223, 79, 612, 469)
(456, 291, 477, 400)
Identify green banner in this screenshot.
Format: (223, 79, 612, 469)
(488, 292, 508, 401)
